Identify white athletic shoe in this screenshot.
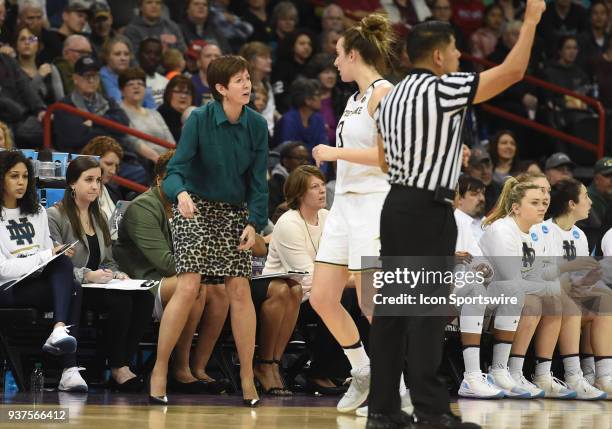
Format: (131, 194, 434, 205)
(355, 390, 412, 417)
(43, 325, 77, 356)
(566, 372, 607, 400)
(488, 367, 531, 398)
(58, 367, 88, 392)
(532, 372, 577, 399)
(458, 372, 504, 399)
(584, 370, 596, 386)
(337, 365, 370, 413)
(510, 372, 545, 399)
(594, 375, 612, 400)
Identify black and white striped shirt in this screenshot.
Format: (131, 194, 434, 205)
(377, 69, 479, 191)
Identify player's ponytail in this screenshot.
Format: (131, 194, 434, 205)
(343, 14, 394, 74)
(484, 177, 540, 227)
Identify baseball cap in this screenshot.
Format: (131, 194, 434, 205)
(594, 157, 612, 176)
(65, 0, 90, 13)
(545, 152, 575, 170)
(468, 145, 491, 166)
(90, 1, 111, 19)
(74, 55, 101, 75)
(186, 40, 208, 60)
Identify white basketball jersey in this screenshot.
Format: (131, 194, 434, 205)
(334, 79, 391, 195)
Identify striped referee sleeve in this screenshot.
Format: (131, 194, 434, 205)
(436, 73, 479, 112)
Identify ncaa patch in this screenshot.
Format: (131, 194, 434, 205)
(531, 232, 538, 241)
(542, 225, 549, 234)
(573, 230, 580, 239)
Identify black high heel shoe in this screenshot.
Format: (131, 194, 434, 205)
(254, 359, 288, 396)
(148, 374, 168, 405)
(109, 375, 145, 393)
(242, 379, 260, 407)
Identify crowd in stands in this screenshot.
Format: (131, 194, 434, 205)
(2, 0, 612, 408)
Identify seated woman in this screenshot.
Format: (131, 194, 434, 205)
(157, 75, 195, 143)
(119, 67, 176, 167)
(0, 151, 86, 392)
(100, 36, 157, 108)
(47, 156, 154, 392)
(489, 129, 520, 186)
(258, 165, 351, 395)
(114, 151, 230, 393)
(81, 136, 124, 237)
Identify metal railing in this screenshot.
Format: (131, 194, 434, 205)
(461, 53, 606, 158)
(43, 102, 175, 193)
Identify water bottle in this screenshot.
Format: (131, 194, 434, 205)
(4, 369, 18, 395)
(30, 363, 44, 393)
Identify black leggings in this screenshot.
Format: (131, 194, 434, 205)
(0, 255, 81, 369)
(83, 288, 154, 368)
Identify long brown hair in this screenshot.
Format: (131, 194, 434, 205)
(60, 156, 111, 247)
(284, 165, 325, 210)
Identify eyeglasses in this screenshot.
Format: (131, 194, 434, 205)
(125, 80, 145, 88)
(79, 74, 100, 82)
(172, 89, 191, 96)
(18, 35, 38, 44)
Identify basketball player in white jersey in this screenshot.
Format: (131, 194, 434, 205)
(309, 14, 399, 413)
(539, 178, 610, 399)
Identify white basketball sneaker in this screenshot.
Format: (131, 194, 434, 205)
(58, 367, 88, 392)
(510, 372, 545, 399)
(488, 367, 531, 398)
(458, 372, 504, 399)
(337, 365, 370, 413)
(565, 371, 607, 400)
(43, 325, 77, 356)
(532, 372, 577, 399)
(594, 375, 612, 400)
(355, 390, 412, 417)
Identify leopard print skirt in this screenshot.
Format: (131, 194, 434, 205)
(171, 196, 252, 279)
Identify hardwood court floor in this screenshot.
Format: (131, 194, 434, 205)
(1, 392, 612, 428)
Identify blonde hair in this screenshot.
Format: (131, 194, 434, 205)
(483, 177, 541, 226)
(342, 14, 394, 74)
(515, 171, 546, 183)
(0, 121, 13, 150)
(162, 48, 184, 72)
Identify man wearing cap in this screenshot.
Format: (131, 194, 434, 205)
(89, 1, 115, 56)
(184, 39, 206, 75)
(464, 145, 502, 213)
(124, 0, 186, 53)
(40, 1, 90, 64)
(191, 40, 221, 106)
(53, 55, 130, 153)
(49, 35, 94, 98)
(544, 152, 575, 185)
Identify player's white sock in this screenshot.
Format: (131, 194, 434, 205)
(508, 355, 525, 377)
(463, 346, 481, 374)
(581, 355, 595, 378)
(562, 354, 581, 378)
(595, 357, 612, 378)
(342, 341, 369, 370)
(492, 341, 512, 370)
(535, 357, 552, 377)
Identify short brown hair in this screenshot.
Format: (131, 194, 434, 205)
(118, 67, 146, 90)
(81, 136, 124, 160)
(207, 55, 250, 102)
(284, 165, 325, 210)
(154, 149, 175, 181)
(163, 75, 195, 105)
(239, 41, 272, 63)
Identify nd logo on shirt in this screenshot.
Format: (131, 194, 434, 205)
(522, 241, 536, 268)
(6, 217, 35, 246)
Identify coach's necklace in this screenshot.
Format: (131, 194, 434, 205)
(299, 210, 319, 253)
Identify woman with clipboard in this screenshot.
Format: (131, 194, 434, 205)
(47, 156, 154, 393)
(0, 151, 86, 392)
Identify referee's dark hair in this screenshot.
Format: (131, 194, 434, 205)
(548, 178, 583, 219)
(289, 78, 321, 109)
(407, 20, 455, 64)
(456, 175, 486, 198)
(284, 165, 325, 210)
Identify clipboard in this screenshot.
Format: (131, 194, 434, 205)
(81, 279, 158, 290)
(1, 240, 79, 292)
(252, 271, 309, 281)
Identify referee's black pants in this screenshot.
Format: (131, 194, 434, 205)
(369, 185, 457, 416)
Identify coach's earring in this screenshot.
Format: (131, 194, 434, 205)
(71, 188, 76, 199)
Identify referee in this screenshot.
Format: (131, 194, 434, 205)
(367, 1, 546, 428)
